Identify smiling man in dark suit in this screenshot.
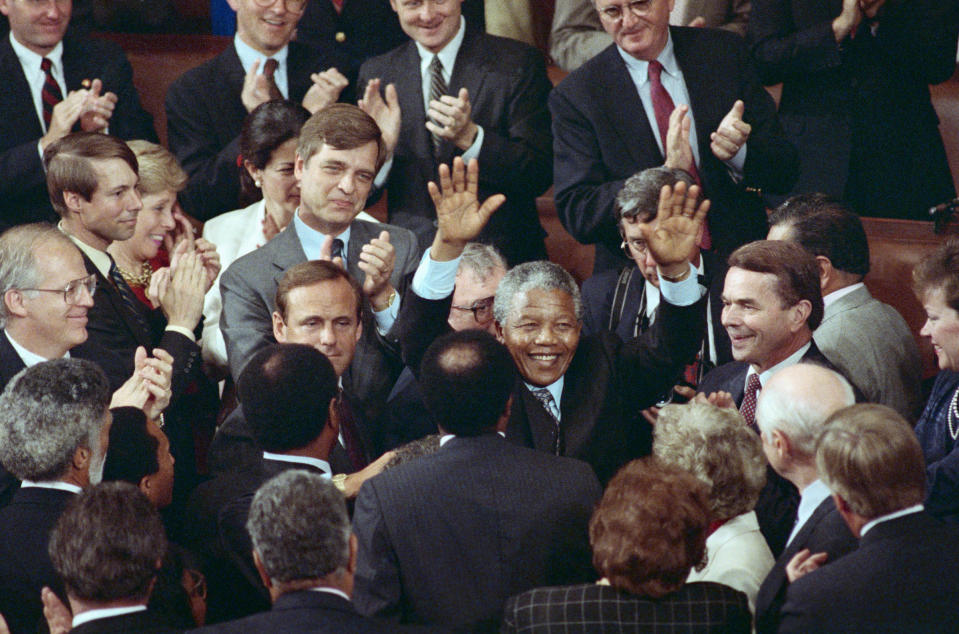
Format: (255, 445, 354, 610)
(356, 0, 552, 265)
(0, 0, 155, 230)
(550, 0, 798, 273)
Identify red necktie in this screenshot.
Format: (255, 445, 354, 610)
(331, 0, 344, 12)
(336, 391, 368, 471)
(648, 60, 711, 250)
(40, 57, 63, 129)
(739, 372, 762, 431)
(261, 58, 283, 102)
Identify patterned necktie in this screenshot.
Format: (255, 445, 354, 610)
(531, 387, 562, 455)
(336, 390, 368, 470)
(647, 60, 711, 250)
(428, 55, 447, 156)
(739, 372, 762, 432)
(261, 58, 284, 101)
(108, 257, 150, 336)
(40, 57, 63, 129)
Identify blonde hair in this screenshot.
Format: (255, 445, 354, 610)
(126, 140, 187, 196)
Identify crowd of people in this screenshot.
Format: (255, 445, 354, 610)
(0, 0, 958, 631)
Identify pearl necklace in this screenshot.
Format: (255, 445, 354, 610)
(948, 385, 959, 442)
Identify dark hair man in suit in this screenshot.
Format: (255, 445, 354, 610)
(47, 481, 173, 633)
(102, 409, 175, 510)
(352, 329, 602, 630)
(751, 363, 858, 633)
(767, 194, 922, 420)
(778, 404, 959, 632)
(0, 358, 111, 634)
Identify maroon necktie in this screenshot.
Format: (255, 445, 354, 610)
(261, 58, 284, 102)
(330, 0, 344, 12)
(647, 60, 711, 250)
(40, 57, 63, 129)
(739, 373, 762, 431)
(336, 391, 368, 471)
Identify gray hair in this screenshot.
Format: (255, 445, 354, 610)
(458, 243, 507, 282)
(755, 364, 856, 457)
(0, 359, 110, 482)
(493, 261, 582, 324)
(615, 167, 695, 228)
(655, 402, 766, 520)
(0, 224, 76, 328)
(246, 470, 351, 583)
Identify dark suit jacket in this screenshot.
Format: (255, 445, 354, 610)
(549, 28, 798, 273)
(0, 33, 156, 230)
(190, 589, 417, 633)
(69, 609, 178, 634)
(502, 582, 751, 633)
(0, 487, 74, 634)
(165, 41, 350, 220)
(749, 0, 958, 218)
(778, 511, 959, 633)
(357, 28, 553, 266)
(753, 496, 857, 633)
(352, 434, 602, 630)
(697, 341, 854, 558)
(218, 218, 418, 439)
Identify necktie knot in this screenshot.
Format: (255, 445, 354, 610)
(740, 372, 763, 431)
(647, 59, 663, 83)
(41, 57, 52, 73)
(262, 57, 278, 78)
(330, 238, 345, 261)
(260, 58, 283, 101)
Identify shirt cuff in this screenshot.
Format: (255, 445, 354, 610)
(165, 325, 197, 342)
(461, 125, 485, 162)
(659, 263, 706, 306)
(374, 155, 394, 189)
(373, 295, 400, 334)
(411, 247, 460, 299)
(724, 141, 747, 180)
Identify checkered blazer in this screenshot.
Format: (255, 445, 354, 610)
(502, 582, 751, 633)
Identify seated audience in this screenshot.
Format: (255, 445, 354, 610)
(0, 359, 111, 634)
(165, 0, 351, 220)
(502, 458, 751, 633)
(357, 0, 553, 264)
(912, 236, 959, 523)
(654, 401, 773, 612)
(550, 0, 751, 71)
(192, 470, 414, 633)
(0, 0, 155, 230)
(396, 159, 709, 484)
(778, 404, 959, 632)
(768, 194, 922, 420)
(352, 329, 602, 630)
(47, 482, 175, 633)
(752, 363, 858, 633)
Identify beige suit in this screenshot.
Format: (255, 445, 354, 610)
(550, 0, 750, 70)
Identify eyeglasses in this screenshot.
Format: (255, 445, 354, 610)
(251, 0, 306, 12)
(621, 238, 649, 260)
(19, 274, 96, 305)
(450, 296, 495, 324)
(598, 0, 656, 22)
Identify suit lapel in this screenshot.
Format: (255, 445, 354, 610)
(513, 383, 559, 453)
(597, 47, 662, 168)
(287, 42, 314, 102)
(446, 30, 489, 165)
(0, 333, 27, 389)
(82, 253, 152, 348)
(268, 223, 309, 286)
(671, 28, 722, 168)
(1, 38, 43, 138)
(395, 42, 432, 162)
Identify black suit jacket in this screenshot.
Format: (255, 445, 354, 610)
(0, 34, 156, 230)
(165, 41, 350, 220)
(69, 609, 177, 634)
(778, 511, 959, 633)
(0, 487, 74, 634)
(549, 28, 798, 272)
(749, 0, 958, 218)
(352, 434, 602, 630)
(502, 582, 751, 633)
(357, 28, 553, 265)
(753, 496, 858, 633)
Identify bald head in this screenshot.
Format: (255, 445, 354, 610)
(755, 363, 855, 459)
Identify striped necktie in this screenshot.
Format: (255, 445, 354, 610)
(428, 55, 447, 156)
(40, 57, 63, 129)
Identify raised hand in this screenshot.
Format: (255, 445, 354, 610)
(359, 78, 401, 156)
(78, 79, 117, 132)
(161, 248, 206, 330)
(318, 234, 345, 269)
(710, 100, 751, 161)
(426, 87, 479, 151)
(640, 181, 710, 276)
(665, 104, 694, 173)
(241, 59, 273, 113)
(303, 67, 349, 114)
(428, 157, 505, 261)
(40, 90, 87, 149)
(358, 230, 396, 310)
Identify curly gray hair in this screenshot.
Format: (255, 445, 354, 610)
(493, 261, 582, 325)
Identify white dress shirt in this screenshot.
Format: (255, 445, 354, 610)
(9, 32, 66, 133)
(233, 35, 289, 98)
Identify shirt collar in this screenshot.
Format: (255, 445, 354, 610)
(293, 210, 350, 261)
(20, 480, 83, 494)
(4, 330, 68, 366)
(72, 606, 147, 628)
(439, 431, 506, 446)
(59, 222, 111, 278)
(9, 31, 63, 76)
(310, 586, 351, 601)
(823, 282, 865, 308)
(262, 451, 332, 477)
(746, 341, 811, 388)
(415, 16, 467, 78)
(860, 504, 924, 537)
(617, 31, 678, 85)
(523, 375, 565, 411)
(233, 34, 289, 75)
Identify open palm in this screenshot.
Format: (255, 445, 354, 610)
(644, 181, 710, 268)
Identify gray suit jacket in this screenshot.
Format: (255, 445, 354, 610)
(814, 285, 922, 421)
(550, 0, 751, 71)
(219, 217, 419, 431)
